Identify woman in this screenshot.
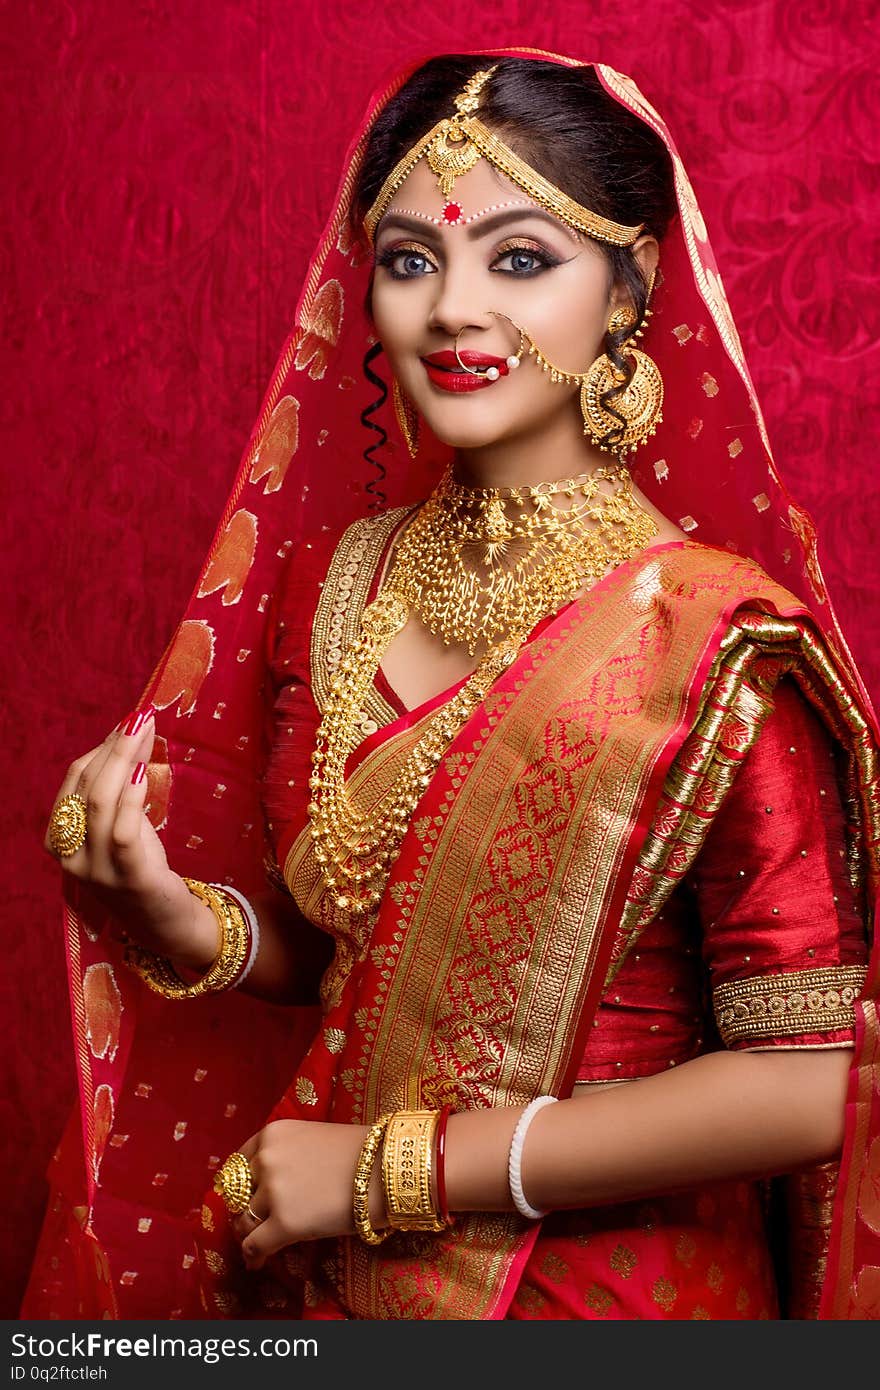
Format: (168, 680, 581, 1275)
(26, 51, 879, 1321)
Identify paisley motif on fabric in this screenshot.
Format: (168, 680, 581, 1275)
(91, 1084, 115, 1182)
(144, 732, 172, 830)
(83, 963, 122, 1062)
(197, 509, 258, 606)
(152, 619, 215, 716)
(293, 280, 344, 380)
(249, 396, 299, 494)
(788, 503, 827, 606)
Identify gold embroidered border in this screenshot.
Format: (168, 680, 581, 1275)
(712, 965, 867, 1045)
(348, 546, 757, 1319)
(308, 507, 410, 730)
(608, 606, 879, 985)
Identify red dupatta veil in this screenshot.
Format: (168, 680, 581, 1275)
(24, 48, 880, 1321)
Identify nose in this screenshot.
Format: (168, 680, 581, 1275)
(426, 262, 493, 342)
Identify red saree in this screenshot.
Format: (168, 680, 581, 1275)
(184, 525, 874, 1320)
(23, 49, 880, 1320)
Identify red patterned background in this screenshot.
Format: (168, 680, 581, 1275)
(5, 1, 879, 1314)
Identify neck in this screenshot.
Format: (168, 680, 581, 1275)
(452, 399, 610, 491)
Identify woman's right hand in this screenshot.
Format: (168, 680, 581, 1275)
(44, 708, 214, 965)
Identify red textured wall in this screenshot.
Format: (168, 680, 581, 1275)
(5, 1, 879, 1314)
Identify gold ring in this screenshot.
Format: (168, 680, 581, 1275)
(213, 1151, 254, 1214)
(246, 1205, 263, 1225)
(47, 793, 88, 857)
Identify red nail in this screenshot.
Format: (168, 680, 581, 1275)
(124, 705, 156, 737)
(132, 762, 147, 785)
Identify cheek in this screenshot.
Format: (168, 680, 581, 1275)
(371, 281, 427, 348)
(521, 269, 610, 357)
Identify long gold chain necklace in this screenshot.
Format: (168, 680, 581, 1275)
(387, 464, 658, 654)
(308, 465, 658, 915)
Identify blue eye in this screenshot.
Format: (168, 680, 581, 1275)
(377, 247, 436, 280)
(493, 247, 555, 276)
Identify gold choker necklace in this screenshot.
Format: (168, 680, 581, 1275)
(306, 465, 658, 916)
(384, 465, 659, 654)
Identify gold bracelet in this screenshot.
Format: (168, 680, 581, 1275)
(124, 879, 250, 999)
(353, 1113, 393, 1246)
(382, 1109, 446, 1233)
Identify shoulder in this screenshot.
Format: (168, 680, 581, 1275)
(644, 539, 806, 617)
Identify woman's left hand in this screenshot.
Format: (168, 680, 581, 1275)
(230, 1119, 375, 1270)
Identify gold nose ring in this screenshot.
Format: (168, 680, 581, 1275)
(453, 319, 524, 380)
(488, 311, 526, 371)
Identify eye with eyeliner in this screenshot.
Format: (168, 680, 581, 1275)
(492, 238, 563, 276)
(375, 241, 437, 280)
(375, 236, 565, 281)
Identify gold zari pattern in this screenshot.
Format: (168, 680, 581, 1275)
(713, 965, 867, 1046)
(364, 67, 644, 247)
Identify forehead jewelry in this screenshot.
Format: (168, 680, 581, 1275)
(454, 317, 525, 381)
(384, 198, 534, 229)
(365, 66, 644, 248)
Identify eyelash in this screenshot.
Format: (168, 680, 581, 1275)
(376, 239, 561, 281)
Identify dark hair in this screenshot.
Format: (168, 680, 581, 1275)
(355, 56, 677, 474)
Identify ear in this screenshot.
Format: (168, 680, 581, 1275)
(610, 234, 660, 315)
(632, 233, 660, 289)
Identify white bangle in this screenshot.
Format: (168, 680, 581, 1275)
(211, 884, 261, 987)
(507, 1095, 557, 1220)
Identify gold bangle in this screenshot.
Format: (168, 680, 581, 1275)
(353, 1113, 393, 1246)
(382, 1109, 446, 1233)
(123, 879, 250, 999)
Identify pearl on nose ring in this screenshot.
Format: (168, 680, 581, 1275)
(486, 366, 500, 381)
(487, 311, 527, 371)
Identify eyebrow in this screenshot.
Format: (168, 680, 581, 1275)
(377, 208, 582, 245)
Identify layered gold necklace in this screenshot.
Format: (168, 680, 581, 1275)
(387, 465, 658, 654)
(308, 465, 658, 915)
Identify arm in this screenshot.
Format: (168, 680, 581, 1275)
(237, 1043, 851, 1268)
(170, 884, 332, 1006)
(440, 1046, 851, 1218)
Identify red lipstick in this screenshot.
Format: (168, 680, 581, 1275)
(421, 349, 510, 393)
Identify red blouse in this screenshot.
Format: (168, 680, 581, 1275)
(262, 528, 869, 1082)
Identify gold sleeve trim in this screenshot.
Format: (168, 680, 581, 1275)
(713, 965, 867, 1046)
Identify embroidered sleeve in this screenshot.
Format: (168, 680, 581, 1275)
(694, 678, 869, 1051)
(712, 964, 867, 1047)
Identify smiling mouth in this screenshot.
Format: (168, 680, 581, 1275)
(422, 350, 508, 374)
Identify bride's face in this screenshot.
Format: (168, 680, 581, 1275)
(370, 155, 617, 451)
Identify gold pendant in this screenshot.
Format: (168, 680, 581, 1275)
(427, 123, 482, 200)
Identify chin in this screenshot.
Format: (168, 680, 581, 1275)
(419, 405, 521, 452)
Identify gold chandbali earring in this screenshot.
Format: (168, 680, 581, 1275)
(391, 376, 420, 459)
(580, 302, 664, 456)
(490, 305, 663, 457)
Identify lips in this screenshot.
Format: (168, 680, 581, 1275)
(424, 350, 507, 370)
(421, 348, 509, 393)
